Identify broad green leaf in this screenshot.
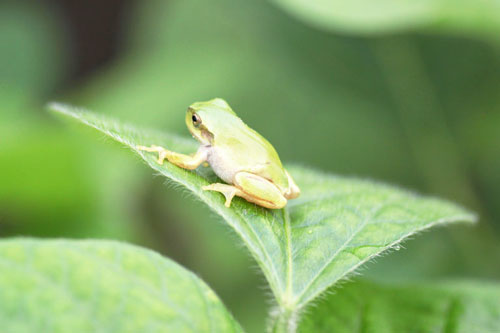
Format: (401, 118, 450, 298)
(50, 104, 476, 317)
(271, 0, 500, 38)
(300, 280, 500, 332)
(0, 238, 241, 333)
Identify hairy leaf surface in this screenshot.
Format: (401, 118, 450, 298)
(50, 103, 476, 311)
(0, 238, 241, 332)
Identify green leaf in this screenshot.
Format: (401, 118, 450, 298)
(49, 103, 476, 323)
(271, 0, 500, 38)
(0, 238, 242, 333)
(300, 280, 500, 332)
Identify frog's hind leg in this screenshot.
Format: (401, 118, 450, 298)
(203, 172, 287, 209)
(207, 172, 282, 209)
(203, 181, 286, 209)
(234, 172, 287, 209)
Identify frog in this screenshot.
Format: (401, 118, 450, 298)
(137, 98, 300, 209)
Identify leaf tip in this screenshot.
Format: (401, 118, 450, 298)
(46, 101, 68, 114)
(463, 211, 479, 224)
(46, 102, 88, 121)
(450, 203, 478, 225)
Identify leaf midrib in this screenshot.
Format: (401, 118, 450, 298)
(283, 207, 293, 308)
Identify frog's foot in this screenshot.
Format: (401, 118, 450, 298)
(136, 145, 170, 164)
(202, 183, 242, 208)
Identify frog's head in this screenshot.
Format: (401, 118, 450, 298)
(186, 98, 237, 145)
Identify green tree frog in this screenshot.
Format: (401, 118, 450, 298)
(137, 98, 300, 209)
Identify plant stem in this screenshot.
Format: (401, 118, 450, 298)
(269, 307, 297, 333)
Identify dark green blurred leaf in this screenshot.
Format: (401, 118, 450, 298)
(300, 280, 500, 332)
(51, 103, 475, 328)
(0, 238, 242, 332)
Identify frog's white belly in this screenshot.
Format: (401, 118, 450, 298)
(206, 146, 240, 184)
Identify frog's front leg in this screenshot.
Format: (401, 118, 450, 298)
(203, 172, 287, 209)
(137, 145, 207, 170)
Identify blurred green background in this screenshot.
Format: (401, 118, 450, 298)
(1, 0, 499, 331)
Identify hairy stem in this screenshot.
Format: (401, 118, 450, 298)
(269, 306, 298, 333)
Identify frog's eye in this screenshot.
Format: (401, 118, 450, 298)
(192, 113, 202, 127)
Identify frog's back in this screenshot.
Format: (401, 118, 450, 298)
(209, 119, 289, 191)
